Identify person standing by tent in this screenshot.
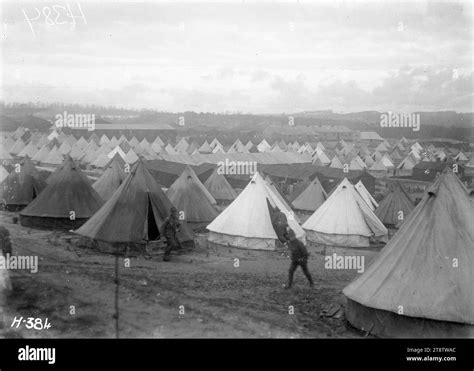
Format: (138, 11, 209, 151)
(285, 229, 314, 289)
(0, 226, 12, 257)
(271, 206, 289, 245)
(161, 207, 181, 262)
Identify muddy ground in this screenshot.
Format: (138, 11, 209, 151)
(0, 211, 381, 338)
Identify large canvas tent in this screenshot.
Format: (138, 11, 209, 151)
(344, 169, 474, 337)
(166, 166, 218, 223)
(20, 156, 103, 230)
(291, 177, 327, 212)
(92, 156, 127, 201)
(0, 158, 47, 211)
(207, 172, 306, 250)
(203, 169, 237, 203)
(375, 182, 415, 226)
(76, 160, 194, 253)
(302, 178, 388, 247)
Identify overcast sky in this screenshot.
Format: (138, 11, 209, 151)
(1, 1, 473, 113)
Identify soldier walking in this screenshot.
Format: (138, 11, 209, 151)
(161, 207, 181, 262)
(285, 229, 314, 288)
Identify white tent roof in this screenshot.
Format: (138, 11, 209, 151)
(330, 155, 344, 169)
(207, 172, 306, 241)
(303, 178, 387, 239)
(107, 146, 127, 160)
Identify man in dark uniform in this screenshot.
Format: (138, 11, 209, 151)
(285, 229, 314, 288)
(271, 206, 289, 244)
(0, 226, 12, 257)
(161, 207, 181, 262)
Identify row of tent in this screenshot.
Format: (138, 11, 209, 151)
(0, 155, 239, 226)
(1, 150, 472, 337)
(3, 131, 472, 186)
(0, 152, 422, 236)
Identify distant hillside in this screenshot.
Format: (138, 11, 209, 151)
(295, 110, 473, 128)
(1, 102, 472, 142)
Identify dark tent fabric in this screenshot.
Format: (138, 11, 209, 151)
(203, 169, 237, 203)
(166, 166, 219, 223)
(93, 156, 127, 201)
(76, 160, 194, 250)
(287, 178, 311, 202)
(291, 177, 327, 212)
(375, 182, 415, 226)
(0, 157, 47, 211)
(144, 159, 215, 187)
(343, 169, 474, 338)
(20, 156, 103, 230)
(104, 153, 126, 170)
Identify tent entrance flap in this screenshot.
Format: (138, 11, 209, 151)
(144, 194, 160, 241)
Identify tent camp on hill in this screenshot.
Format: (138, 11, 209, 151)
(76, 160, 194, 253)
(20, 156, 103, 230)
(203, 169, 237, 204)
(291, 177, 327, 212)
(375, 182, 415, 227)
(166, 166, 218, 224)
(302, 178, 388, 247)
(0, 158, 47, 211)
(92, 156, 127, 201)
(344, 169, 474, 337)
(207, 172, 306, 251)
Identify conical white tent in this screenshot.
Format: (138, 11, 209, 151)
(100, 134, 110, 145)
(303, 178, 387, 247)
(330, 156, 344, 169)
(314, 148, 331, 165)
(174, 138, 189, 153)
(198, 140, 213, 154)
(129, 136, 139, 147)
(207, 172, 306, 250)
(164, 143, 177, 155)
(153, 135, 164, 147)
(31, 145, 50, 163)
(43, 146, 63, 165)
(209, 138, 222, 149)
(58, 141, 72, 155)
(124, 149, 139, 164)
(257, 139, 271, 153)
(108, 146, 127, 160)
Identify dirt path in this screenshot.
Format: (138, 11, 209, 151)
(0, 211, 377, 338)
